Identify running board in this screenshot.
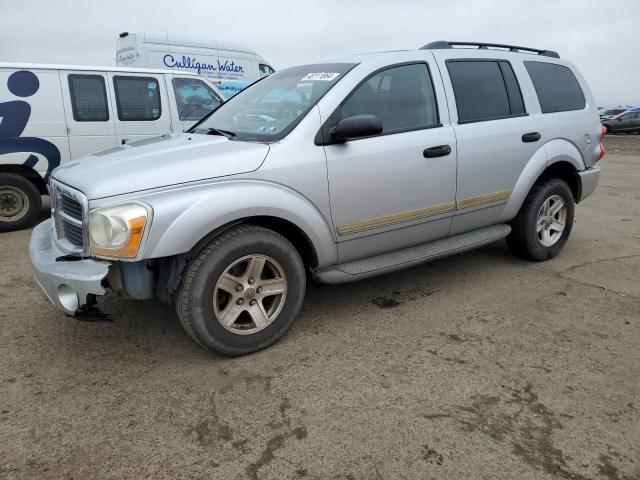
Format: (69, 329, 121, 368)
(314, 224, 511, 284)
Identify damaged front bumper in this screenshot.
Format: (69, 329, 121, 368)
(29, 219, 110, 315)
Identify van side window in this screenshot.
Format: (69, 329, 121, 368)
(68, 75, 109, 122)
(340, 63, 439, 134)
(524, 61, 585, 113)
(447, 60, 526, 123)
(113, 76, 161, 121)
(259, 64, 275, 78)
(172, 78, 222, 121)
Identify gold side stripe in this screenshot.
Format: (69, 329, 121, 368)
(337, 202, 455, 236)
(456, 189, 512, 210)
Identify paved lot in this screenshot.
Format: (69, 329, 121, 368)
(1, 136, 639, 480)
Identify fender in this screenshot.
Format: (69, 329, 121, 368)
(501, 138, 585, 220)
(139, 180, 338, 267)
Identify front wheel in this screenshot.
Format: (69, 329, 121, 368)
(507, 178, 575, 261)
(176, 225, 306, 356)
(0, 173, 42, 232)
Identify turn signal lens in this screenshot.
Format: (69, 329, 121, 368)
(89, 203, 151, 259)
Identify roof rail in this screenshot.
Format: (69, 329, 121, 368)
(421, 41, 560, 58)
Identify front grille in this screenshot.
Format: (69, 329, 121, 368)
(62, 220, 84, 246)
(50, 179, 88, 255)
(60, 194, 83, 220)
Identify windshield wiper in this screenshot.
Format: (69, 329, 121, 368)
(202, 127, 236, 139)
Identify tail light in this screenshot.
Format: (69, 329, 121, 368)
(597, 143, 606, 161)
(601, 125, 607, 139)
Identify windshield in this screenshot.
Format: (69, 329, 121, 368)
(604, 109, 624, 115)
(192, 63, 357, 142)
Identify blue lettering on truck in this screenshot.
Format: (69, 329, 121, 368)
(163, 54, 245, 75)
(0, 70, 60, 181)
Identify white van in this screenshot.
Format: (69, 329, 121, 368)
(116, 32, 275, 98)
(0, 63, 224, 231)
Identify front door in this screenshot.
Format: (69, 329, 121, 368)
(323, 62, 457, 262)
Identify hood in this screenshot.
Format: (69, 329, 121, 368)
(53, 134, 269, 199)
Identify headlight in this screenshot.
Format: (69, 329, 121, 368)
(89, 203, 152, 259)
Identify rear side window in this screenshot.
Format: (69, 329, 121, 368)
(340, 63, 439, 133)
(172, 78, 222, 121)
(113, 76, 161, 121)
(447, 60, 526, 123)
(68, 75, 109, 122)
(524, 61, 585, 113)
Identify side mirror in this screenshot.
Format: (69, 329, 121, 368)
(617, 117, 623, 121)
(330, 114, 383, 142)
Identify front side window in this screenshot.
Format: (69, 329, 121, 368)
(193, 63, 356, 142)
(524, 61, 585, 113)
(447, 60, 525, 123)
(172, 78, 223, 121)
(340, 63, 439, 133)
(68, 74, 109, 122)
(259, 64, 275, 78)
(113, 76, 161, 121)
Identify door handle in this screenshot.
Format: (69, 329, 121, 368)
(121, 138, 130, 145)
(423, 145, 452, 158)
(522, 132, 541, 143)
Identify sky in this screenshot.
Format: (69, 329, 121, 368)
(0, 0, 638, 107)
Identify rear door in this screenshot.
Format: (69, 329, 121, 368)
(434, 53, 544, 235)
(60, 70, 117, 158)
(615, 112, 639, 132)
(108, 73, 172, 145)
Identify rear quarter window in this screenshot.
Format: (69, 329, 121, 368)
(524, 61, 585, 113)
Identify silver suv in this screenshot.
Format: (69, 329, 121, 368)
(30, 41, 603, 356)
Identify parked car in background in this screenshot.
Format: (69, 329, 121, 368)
(116, 32, 275, 98)
(600, 108, 626, 120)
(602, 108, 640, 134)
(30, 41, 603, 356)
(0, 63, 223, 231)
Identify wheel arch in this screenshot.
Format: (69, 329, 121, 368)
(0, 164, 47, 194)
(502, 139, 586, 220)
(141, 180, 338, 266)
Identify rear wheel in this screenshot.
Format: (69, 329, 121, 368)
(176, 225, 306, 356)
(0, 173, 42, 232)
(507, 178, 575, 261)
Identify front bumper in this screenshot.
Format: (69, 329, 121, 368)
(578, 165, 601, 203)
(29, 219, 111, 315)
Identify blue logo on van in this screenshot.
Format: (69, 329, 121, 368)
(0, 70, 61, 181)
(163, 54, 245, 75)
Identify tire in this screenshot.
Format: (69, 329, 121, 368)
(507, 178, 575, 261)
(0, 173, 42, 232)
(176, 225, 306, 356)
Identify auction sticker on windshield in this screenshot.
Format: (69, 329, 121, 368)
(301, 72, 340, 81)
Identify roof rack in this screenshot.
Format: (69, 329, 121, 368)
(421, 41, 560, 58)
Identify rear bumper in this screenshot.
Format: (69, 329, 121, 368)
(29, 219, 110, 315)
(578, 165, 601, 203)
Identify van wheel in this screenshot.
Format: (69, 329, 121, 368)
(507, 178, 575, 261)
(0, 173, 42, 232)
(176, 225, 306, 356)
